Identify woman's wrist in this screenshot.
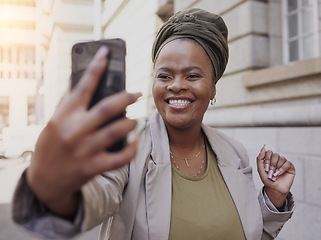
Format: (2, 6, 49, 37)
(26, 167, 79, 220)
(43, 193, 79, 221)
(264, 187, 288, 208)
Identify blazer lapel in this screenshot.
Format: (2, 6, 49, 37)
(202, 125, 263, 240)
(145, 112, 172, 240)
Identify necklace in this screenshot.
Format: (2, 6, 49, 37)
(171, 157, 206, 177)
(170, 140, 205, 167)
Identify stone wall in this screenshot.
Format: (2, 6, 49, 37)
(40, 0, 94, 121)
(101, 0, 160, 118)
(218, 126, 321, 240)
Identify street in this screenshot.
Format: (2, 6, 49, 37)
(0, 158, 99, 240)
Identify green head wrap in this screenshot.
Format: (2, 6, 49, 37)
(152, 8, 229, 83)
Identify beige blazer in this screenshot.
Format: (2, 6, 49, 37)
(81, 112, 294, 240)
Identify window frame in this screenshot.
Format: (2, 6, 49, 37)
(282, 0, 320, 63)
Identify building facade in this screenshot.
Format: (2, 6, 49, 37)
(31, 0, 321, 239)
(100, 0, 161, 117)
(0, 0, 40, 131)
(37, 0, 96, 121)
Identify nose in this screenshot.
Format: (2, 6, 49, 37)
(167, 77, 189, 92)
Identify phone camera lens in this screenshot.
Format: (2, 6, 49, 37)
(75, 46, 83, 55)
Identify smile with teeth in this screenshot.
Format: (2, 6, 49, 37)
(168, 99, 191, 106)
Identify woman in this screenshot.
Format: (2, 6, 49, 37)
(12, 8, 295, 240)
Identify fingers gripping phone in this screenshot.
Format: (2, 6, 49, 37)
(71, 38, 126, 152)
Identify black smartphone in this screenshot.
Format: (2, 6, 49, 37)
(71, 38, 126, 152)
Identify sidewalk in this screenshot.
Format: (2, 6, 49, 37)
(0, 159, 100, 240)
(0, 203, 100, 240)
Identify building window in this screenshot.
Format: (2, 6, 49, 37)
(1, 46, 36, 80)
(0, 96, 9, 129)
(0, 21, 35, 30)
(27, 96, 35, 125)
(0, 0, 36, 7)
(17, 46, 35, 65)
(8, 47, 11, 63)
(0, 47, 3, 63)
(283, 0, 321, 63)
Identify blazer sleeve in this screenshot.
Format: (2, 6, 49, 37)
(259, 189, 295, 239)
(80, 165, 129, 231)
(237, 144, 295, 239)
(12, 170, 84, 239)
(80, 118, 149, 231)
(11, 166, 128, 239)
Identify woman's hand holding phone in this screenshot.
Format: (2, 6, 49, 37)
(26, 47, 141, 219)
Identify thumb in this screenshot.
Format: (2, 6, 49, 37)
(256, 145, 266, 173)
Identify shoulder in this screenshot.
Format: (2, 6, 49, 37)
(202, 124, 246, 153)
(128, 116, 150, 137)
(202, 124, 249, 168)
(130, 112, 166, 141)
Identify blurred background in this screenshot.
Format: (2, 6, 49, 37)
(0, 0, 321, 239)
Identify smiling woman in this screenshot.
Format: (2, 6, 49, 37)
(12, 8, 295, 240)
(153, 39, 215, 133)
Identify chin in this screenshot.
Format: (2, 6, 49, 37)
(165, 116, 198, 130)
(160, 110, 200, 127)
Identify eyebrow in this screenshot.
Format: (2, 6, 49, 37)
(155, 66, 204, 74)
(183, 66, 204, 74)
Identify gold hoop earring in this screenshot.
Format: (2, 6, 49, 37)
(210, 98, 216, 105)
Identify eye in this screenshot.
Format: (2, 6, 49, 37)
(186, 74, 201, 80)
(156, 74, 173, 81)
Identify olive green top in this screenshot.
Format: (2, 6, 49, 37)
(169, 140, 246, 240)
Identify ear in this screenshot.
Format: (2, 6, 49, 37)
(210, 83, 216, 100)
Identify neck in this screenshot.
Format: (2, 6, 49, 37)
(166, 122, 207, 178)
(166, 123, 204, 150)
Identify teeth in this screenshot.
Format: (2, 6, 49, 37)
(169, 99, 191, 106)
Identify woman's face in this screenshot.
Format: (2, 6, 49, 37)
(152, 38, 216, 130)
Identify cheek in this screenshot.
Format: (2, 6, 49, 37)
(151, 81, 158, 98)
(205, 81, 216, 99)
(152, 79, 166, 93)
(152, 81, 164, 104)
(195, 82, 214, 100)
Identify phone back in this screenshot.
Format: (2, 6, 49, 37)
(71, 39, 126, 152)
(71, 38, 126, 109)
